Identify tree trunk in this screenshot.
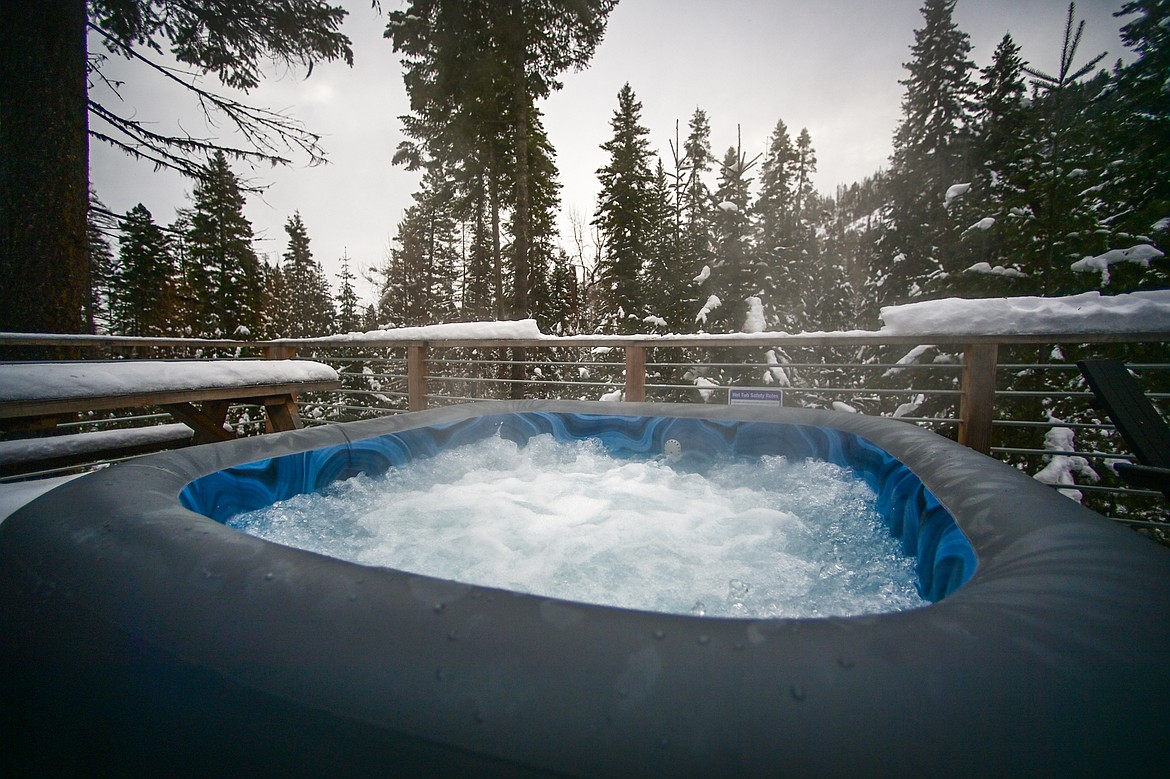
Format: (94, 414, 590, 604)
(0, 0, 90, 335)
(510, 0, 530, 320)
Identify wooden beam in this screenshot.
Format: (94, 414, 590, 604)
(263, 395, 304, 432)
(624, 346, 646, 402)
(408, 345, 428, 411)
(160, 401, 235, 445)
(958, 343, 998, 454)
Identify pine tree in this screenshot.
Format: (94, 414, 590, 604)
(114, 203, 178, 336)
(706, 136, 760, 332)
(1, 0, 354, 336)
(335, 250, 362, 333)
(944, 32, 1033, 298)
(87, 188, 118, 334)
(1015, 2, 1110, 294)
(680, 108, 715, 330)
(277, 212, 335, 337)
(593, 84, 657, 332)
(876, 0, 977, 306)
(185, 152, 264, 337)
(379, 170, 459, 327)
(639, 161, 684, 331)
(1096, 0, 1170, 290)
(387, 0, 616, 320)
(755, 119, 800, 329)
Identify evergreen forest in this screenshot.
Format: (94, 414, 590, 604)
(82, 0, 1167, 342)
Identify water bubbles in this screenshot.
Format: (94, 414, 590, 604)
(228, 433, 925, 619)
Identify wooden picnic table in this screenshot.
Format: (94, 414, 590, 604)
(0, 360, 342, 445)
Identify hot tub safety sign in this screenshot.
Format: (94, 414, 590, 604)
(728, 388, 783, 407)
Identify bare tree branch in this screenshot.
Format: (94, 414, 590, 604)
(87, 20, 331, 178)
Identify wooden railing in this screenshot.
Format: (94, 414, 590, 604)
(3, 328, 1168, 459)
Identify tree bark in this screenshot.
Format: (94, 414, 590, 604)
(509, 0, 530, 320)
(0, 0, 90, 335)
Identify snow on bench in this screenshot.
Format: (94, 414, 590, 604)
(0, 424, 194, 478)
(0, 359, 343, 449)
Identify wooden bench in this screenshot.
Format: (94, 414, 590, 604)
(0, 360, 342, 473)
(1077, 358, 1170, 498)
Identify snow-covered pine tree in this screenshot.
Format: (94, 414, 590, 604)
(520, 106, 565, 330)
(114, 204, 178, 337)
(1014, 2, 1109, 296)
(335, 250, 362, 334)
(873, 0, 977, 307)
(379, 170, 459, 328)
(593, 83, 657, 333)
(639, 160, 684, 332)
(185, 152, 265, 338)
(1094, 0, 1170, 291)
(705, 135, 759, 333)
(277, 212, 336, 338)
(945, 32, 1034, 299)
(680, 108, 715, 331)
(755, 119, 799, 329)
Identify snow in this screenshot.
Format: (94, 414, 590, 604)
(694, 376, 719, 402)
(287, 319, 547, 343)
(743, 297, 766, 334)
(0, 424, 192, 466)
(642, 315, 668, 328)
(964, 217, 996, 233)
(693, 265, 711, 284)
(965, 262, 1027, 278)
(1070, 244, 1164, 285)
(892, 394, 926, 418)
(883, 344, 932, 377)
(944, 182, 971, 204)
(717, 201, 739, 213)
(695, 294, 722, 324)
(0, 359, 339, 403)
(879, 290, 1170, 336)
(762, 349, 791, 388)
(831, 401, 858, 413)
(1033, 422, 1099, 503)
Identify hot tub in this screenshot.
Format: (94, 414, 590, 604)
(2, 400, 1168, 777)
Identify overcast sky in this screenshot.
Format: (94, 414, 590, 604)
(88, 0, 1132, 306)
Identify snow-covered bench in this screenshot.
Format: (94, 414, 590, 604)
(0, 360, 342, 474)
(0, 424, 194, 478)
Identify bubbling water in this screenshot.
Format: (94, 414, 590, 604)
(228, 433, 926, 618)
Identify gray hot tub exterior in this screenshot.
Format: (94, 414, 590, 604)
(2, 400, 1168, 777)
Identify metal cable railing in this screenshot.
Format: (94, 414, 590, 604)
(2, 331, 1166, 531)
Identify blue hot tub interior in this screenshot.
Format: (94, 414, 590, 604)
(180, 411, 976, 603)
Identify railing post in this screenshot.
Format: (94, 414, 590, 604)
(408, 345, 428, 411)
(958, 342, 998, 454)
(624, 345, 646, 402)
(263, 344, 297, 360)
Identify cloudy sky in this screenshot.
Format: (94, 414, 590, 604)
(88, 0, 1132, 305)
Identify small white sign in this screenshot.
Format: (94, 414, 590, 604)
(728, 388, 783, 407)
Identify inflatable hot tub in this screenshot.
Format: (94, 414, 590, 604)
(2, 400, 1168, 777)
